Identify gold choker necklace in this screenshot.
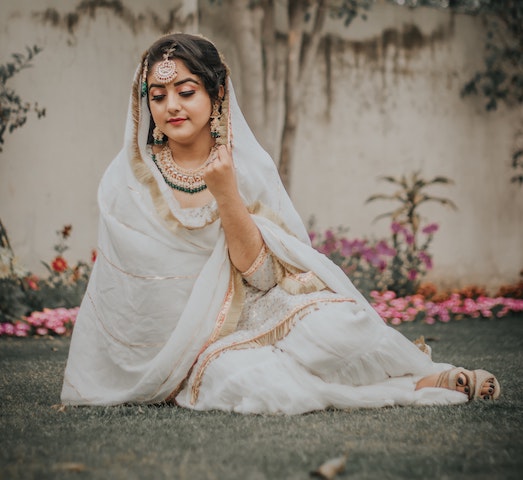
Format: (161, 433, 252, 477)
(152, 145, 216, 194)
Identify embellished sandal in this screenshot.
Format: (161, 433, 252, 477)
(435, 367, 500, 401)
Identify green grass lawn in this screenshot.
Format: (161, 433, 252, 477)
(1, 315, 522, 480)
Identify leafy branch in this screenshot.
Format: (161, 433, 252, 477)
(0, 45, 46, 152)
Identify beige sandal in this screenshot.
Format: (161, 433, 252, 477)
(435, 367, 500, 401)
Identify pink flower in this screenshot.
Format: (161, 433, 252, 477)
(422, 223, 439, 235)
(382, 291, 397, 301)
(1, 323, 15, 336)
(54, 325, 67, 335)
(408, 269, 418, 281)
(391, 222, 403, 234)
(14, 321, 30, 335)
(418, 251, 433, 270)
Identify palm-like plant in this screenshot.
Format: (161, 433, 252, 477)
(365, 171, 457, 296)
(366, 171, 457, 247)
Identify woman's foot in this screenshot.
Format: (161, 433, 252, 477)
(415, 367, 500, 401)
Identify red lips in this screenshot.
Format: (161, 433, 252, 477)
(168, 117, 186, 126)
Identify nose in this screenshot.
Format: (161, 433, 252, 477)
(166, 92, 181, 113)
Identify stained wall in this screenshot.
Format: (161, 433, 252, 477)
(1, 0, 521, 290)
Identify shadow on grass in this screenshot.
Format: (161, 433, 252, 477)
(1, 314, 522, 479)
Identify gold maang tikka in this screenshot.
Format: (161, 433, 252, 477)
(153, 46, 178, 84)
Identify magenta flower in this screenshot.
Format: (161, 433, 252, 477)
(391, 222, 403, 234)
(418, 251, 433, 270)
(367, 290, 523, 327)
(422, 223, 439, 235)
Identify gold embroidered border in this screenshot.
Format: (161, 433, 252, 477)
(164, 266, 246, 403)
(189, 296, 355, 404)
(98, 247, 197, 280)
(241, 243, 268, 277)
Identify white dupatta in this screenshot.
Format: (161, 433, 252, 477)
(61, 62, 383, 406)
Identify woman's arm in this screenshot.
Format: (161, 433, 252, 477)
(203, 145, 263, 272)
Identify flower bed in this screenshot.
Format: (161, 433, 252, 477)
(371, 291, 523, 325)
(0, 307, 78, 337)
(1, 293, 522, 338)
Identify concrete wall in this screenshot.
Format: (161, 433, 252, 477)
(289, 5, 523, 289)
(1, 0, 522, 290)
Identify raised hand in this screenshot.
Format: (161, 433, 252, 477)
(203, 144, 239, 204)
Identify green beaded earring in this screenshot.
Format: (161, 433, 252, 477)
(153, 126, 166, 145)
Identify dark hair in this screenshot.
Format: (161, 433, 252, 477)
(145, 33, 227, 102)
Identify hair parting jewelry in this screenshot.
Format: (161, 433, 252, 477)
(153, 45, 178, 84)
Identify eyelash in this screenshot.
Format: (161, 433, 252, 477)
(150, 91, 195, 102)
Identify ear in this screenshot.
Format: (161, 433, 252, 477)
(218, 85, 225, 100)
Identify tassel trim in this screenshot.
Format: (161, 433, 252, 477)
(189, 296, 355, 405)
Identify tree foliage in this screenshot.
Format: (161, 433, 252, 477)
(387, 1, 522, 110)
(0, 45, 46, 152)
(388, 1, 523, 185)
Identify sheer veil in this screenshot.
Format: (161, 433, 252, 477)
(61, 59, 385, 406)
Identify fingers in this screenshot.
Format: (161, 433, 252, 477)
(203, 144, 236, 198)
(215, 144, 233, 166)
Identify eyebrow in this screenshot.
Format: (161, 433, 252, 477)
(148, 77, 201, 90)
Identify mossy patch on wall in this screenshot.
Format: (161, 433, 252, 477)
(32, 0, 194, 37)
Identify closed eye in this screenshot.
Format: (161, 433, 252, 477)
(179, 90, 195, 97)
(151, 94, 165, 102)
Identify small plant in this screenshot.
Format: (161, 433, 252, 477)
(309, 221, 396, 298)
(385, 220, 439, 297)
(366, 171, 456, 242)
(0, 216, 32, 323)
(365, 171, 456, 295)
(309, 220, 439, 298)
(24, 225, 94, 311)
(0, 224, 94, 325)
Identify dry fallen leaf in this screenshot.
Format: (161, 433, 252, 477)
(310, 454, 348, 479)
(52, 462, 87, 472)
(51, 404, 66, 413)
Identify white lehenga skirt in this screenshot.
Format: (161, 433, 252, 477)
(176, 290, 467, 414)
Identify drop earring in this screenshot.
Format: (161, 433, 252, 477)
(210, 101, 221, 139)
(153, 126, 166, 145)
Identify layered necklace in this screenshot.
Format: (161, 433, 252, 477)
(152, 145, 216, 194)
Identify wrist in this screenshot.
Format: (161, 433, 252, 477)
(214, 189, 243, 209)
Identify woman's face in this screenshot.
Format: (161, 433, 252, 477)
(147, 59, 212, 147)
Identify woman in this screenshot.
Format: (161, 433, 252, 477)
(61, 33, 499, 413)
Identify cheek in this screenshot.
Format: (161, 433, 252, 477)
(148, 102, 162, 124)
(201, 99, 212, 119)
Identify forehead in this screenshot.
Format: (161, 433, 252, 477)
(147, 58, 198, 85)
